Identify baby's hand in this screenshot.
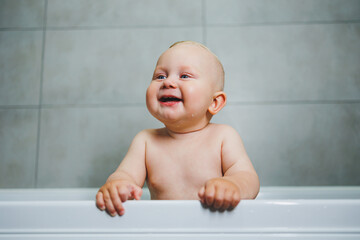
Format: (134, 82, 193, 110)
(96, 180, 142, 216)
(198, 178, 241, 211)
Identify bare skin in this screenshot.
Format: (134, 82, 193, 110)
(96, 42, 260, 216)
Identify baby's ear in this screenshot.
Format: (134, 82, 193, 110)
(208, 91, 227, 115)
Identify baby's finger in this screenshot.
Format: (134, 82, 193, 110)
(103, 190, 117, 217)
(198, 186, 205, 204)
(96, 191, 105, 210)
(213, 188, 225, 209)
(132, 185, 143, 200)
(109, 187, 125, 216)
(220, 190, 232, 211)
(230, 191, 241, 209)
(204, 184, 215, 206)
(118, 185, 130, 202)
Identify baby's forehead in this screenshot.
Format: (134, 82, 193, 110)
(167, 43, 212, 57)
(158, 44, 217, 67)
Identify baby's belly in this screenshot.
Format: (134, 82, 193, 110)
(148, 183, 201, 200)
(146, 172, 221, 200)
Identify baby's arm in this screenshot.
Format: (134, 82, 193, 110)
(198, 125, 259, 211)
(96, 131, 147, 216)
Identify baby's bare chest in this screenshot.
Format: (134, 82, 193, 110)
(144, 137, 223, 198)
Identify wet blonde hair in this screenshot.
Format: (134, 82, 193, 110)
(169, 41, 225, 91)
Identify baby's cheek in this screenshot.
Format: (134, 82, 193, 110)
(146, 87, 158, 111)
(145, 86, 155, 103)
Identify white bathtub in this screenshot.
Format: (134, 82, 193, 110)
(0, 187, 359, 239)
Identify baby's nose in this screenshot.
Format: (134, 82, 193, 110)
(162, 77, 177, 89)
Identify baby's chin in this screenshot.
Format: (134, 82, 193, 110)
(154, 115, 183, 126)
(147, 105, 183, 122)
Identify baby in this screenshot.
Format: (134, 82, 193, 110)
(96, 41, 260, 216)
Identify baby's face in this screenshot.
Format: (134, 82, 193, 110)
(146, 44, 222, 131)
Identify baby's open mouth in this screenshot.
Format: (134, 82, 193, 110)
(159, 96, 183, 103)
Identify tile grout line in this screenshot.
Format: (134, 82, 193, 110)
(0, 103, 145, 109)
(206, 19, 360, 28)
(0, 25, 203, 31)
(226, 99, 360, 106)
(34, 0, 48, 188)
(1, 100, 359, 111)
(1, 19, 359, 32)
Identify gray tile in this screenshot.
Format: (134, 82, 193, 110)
(0, 109, 38, 188)
(206, 0, 360, 25)
(207, 23, 360, 102)
(0, 31, 43, 106)
(42, 28, 203, 105)
(37, 106, 162, 187)
(212, 103, 360, 186)
(0, 0, 45, 28)
(47, 0, 202, 27)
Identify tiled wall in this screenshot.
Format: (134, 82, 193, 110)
(1, 0, 359, 188)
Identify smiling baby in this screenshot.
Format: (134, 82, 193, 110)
(96, 41, 260, 216)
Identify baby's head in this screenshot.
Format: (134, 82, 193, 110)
(169, 41, 225, 91)
(146, 41, 227, 133)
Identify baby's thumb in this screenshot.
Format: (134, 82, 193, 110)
(198, 186, 205, 199)
(131, 185, 143, 200)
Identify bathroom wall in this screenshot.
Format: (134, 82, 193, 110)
(0, 0, 359, 188)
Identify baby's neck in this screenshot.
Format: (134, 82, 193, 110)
(165, 122, 211, 138)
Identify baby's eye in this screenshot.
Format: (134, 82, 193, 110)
(157, 75, 166, 80)
(180, 74, 190, 79)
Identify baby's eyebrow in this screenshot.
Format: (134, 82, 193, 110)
(153, 65, 201, 78)
(179, 65, 194, 71)
(178, 65, 200, 75)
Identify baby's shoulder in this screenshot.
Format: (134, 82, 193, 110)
(209, 123, 242, 141)
(135, 128, 167, 139)
(209, 123, 238, 134)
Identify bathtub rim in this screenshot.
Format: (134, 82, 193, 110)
(1, 186, 360, 201)
(1, 199, 360, 235)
